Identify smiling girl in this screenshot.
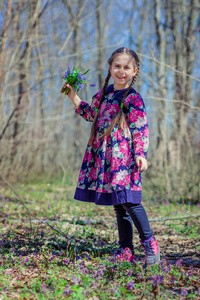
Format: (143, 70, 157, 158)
(62, 47, 160, 265)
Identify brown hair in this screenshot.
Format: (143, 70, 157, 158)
(88, 47, 140, 146)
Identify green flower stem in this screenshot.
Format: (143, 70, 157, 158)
(60, 87, 70, 95)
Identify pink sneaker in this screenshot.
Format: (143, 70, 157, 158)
(141, 236, 160, 265)
(113, 247, 134, 262)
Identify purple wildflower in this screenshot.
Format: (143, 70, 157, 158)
(78, 83, 84, 90)
(63, 258, 70, 266)
(72, 275, 81, 285)
(142, 262, 147, 269)
(41, 284, 47, 295)
(64, 65, 73, 78)
(181, 288, 188, 296)
(137, 273, 141, 280)
(185, 276, 190, 282)
(90, 282, 96, 289)
(50, 255, 57, 262)
(98, 239, 104, 246)
(158, 275, 164, 284)
(78, 73, 87, 81)
(63, 288, 73, 295)
(175, 259, 183, 267)
(150, 275, 164, 286)
(150, 275, 158, 286)
(113, 284, 119, 293)
(126, 281, 135, 291)
(127, 270, 133, 276)
(167, 264, 172, 272)
(170, 276, 175, 284)
(78, 73, 83, 80)
(161, 260, 169, 273)
(188, 266, 194, 277)
(111, 265, 117, 271)
(41, 231, 45, 238)
(90, 84, 96, 87)
(87, 218, 92, 225)
(95, 269, 103, 277)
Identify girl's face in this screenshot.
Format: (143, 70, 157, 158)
(109, 53, 137, 90)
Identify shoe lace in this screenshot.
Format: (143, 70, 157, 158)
(143, 240, 155, 254)
(115, 247, 126, 255)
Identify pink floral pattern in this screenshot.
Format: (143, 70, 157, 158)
(74, 85, 149, 205)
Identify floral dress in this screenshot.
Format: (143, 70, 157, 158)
(74, 84, 149, 205)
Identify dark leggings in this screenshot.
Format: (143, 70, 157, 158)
(114, 203, 153, 250)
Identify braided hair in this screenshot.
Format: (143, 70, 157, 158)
(88, 47, 140, 146)
(88, 71, 111, 145)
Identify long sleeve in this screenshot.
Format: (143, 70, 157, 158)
(75, 89, 102, 122)
(126, 93, 149, 159)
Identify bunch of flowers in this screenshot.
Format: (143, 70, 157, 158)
(60, 65, 94, 95)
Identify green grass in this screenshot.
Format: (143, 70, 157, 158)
(0, 176, 200, 299)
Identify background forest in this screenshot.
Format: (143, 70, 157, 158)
(0, 1, 200, 299)
(0, 0, 199, 201)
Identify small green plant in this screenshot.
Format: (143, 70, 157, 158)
(0, 176, 200, 299)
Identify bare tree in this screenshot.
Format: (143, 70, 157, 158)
(170, 0, 199, 171)
(95, 0, 105, 89)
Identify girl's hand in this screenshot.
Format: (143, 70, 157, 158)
(135, 156, 148, 172)
(62, 83, 82, 109)
(62, 83, 76, 99)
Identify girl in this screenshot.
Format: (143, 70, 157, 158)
(62, 47, 160, 265)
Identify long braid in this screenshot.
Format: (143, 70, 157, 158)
(118, 61, 140, 131)
(88, 70, 111, 145)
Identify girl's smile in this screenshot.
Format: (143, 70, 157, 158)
(109, 53, 137, 90)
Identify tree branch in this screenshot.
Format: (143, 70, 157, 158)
(149, 214, 200, 222)
(0, 173, 70, 241)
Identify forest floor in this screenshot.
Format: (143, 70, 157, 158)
(0, 175, 200, 299)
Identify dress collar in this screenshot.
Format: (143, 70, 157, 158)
(105, 84, 137, 99)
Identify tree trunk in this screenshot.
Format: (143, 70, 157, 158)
(96, 0, 105, 89)
(153, 0, 171, 193)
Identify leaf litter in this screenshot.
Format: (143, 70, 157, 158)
(0, 182, 200, 299)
